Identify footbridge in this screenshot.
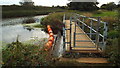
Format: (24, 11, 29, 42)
(63, 13, 108, 53)
(61, 13, 108, 63)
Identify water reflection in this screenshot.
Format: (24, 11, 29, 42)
(2, 15, 47, 26)
(23, 26, 34, 31)
(1, 15, 49, 43)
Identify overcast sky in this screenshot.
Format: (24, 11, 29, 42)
(0, 0, 119, 7)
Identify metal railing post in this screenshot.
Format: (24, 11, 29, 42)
(70, 17, 72, 50)
(73, 32, 76, 47)
(90, 19, 93, 38)
(63, 28, 65, 48)
(63, 14, 66, 49)
(96, 17, 100, 50)
(102, 22, 108, 50)
(82, 17, 85, 31)
(73, 16, 77, 47)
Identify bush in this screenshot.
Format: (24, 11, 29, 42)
(41, 12, 72, 34)
(2, 41, 51, 66)
(108, 30, 119, 39)
(105, 38, 120, 66)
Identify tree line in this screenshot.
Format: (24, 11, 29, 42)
(18, 0, 120, 11)
(67, 2, 120, 11)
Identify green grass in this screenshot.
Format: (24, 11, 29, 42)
(93, 11, 118, 17)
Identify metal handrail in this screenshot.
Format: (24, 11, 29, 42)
(77, 19, 104, 38)
(62, 13, 107, 51)
(72, 13, 108, 50)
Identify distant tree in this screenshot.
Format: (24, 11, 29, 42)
(60, 6, 66, 9)
(56, 5, 60, 8)
(100, 4, 107, 9)
(52, 5, 54, 8)
(67, 2, 99, 11)
(100, 2, 117, 11)
(19, 0, 34, 6)
(118, 1, 120, 8)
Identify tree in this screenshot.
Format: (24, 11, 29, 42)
(52, 5, 54, 8)
(67, 2, 99, 11)
(101, 4, 107, 9)
(56, 5, 60, 8)
(100, 2, 117, 11)
(19, 0, 34, 6)
(117, 1, 120, 8)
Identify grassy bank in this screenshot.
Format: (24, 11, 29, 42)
(41, 12, 73, 34)
(2, 5, 66, 18)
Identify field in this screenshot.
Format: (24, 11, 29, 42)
(2, 5, 66, 18)
(93, 10, 118, 17)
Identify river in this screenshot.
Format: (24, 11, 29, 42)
(0, 15, 49, 44)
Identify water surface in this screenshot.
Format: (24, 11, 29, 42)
(1, 15, 48, 43)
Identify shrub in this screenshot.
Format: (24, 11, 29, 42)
(2, 41, 51, 66)
(105, 38, 120, 66)
(108, 30, 119, 39)
(41, 12, 72, 34)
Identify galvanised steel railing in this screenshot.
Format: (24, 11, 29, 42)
(63, 13, 108, 51)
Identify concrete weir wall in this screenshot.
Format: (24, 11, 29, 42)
(51, 32, 64, 58)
